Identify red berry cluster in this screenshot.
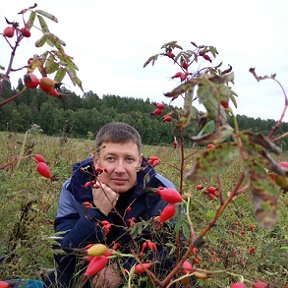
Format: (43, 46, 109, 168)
(150, 102, 174, 123)
(33, 154, 53, 179)
(151, 102, 165, 116)
(24, 74, 62, 97)
(97, 220, 111, 236)
(3, 24, 31, 39)
(146, 155, 160, 166)
(139, 240, 157, 257)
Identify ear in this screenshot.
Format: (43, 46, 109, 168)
(93, 155, 99, 168)
(138, 153, 143, 167)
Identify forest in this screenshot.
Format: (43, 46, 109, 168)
(1, 78, 288, 149)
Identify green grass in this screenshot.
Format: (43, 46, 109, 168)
(0, 132, 287, 287)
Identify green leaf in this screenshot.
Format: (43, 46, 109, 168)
(35, 10, 58, 23)
(143, 54, 158, 68)
(246, 159, 278, 228)
(54, 68, 66, 83)
(45, 56, 59, 74)
(186, 142, 239, 181)
(197, 120, 215, 137)
(209, 46, 218, 57)
(66, 60, 79, 72)
(65, 67, 83, 91)
(54, 51, 78, 70)
(230, 93, 238, 108)
(45, 32, 66, 47)
(190, 124, 234, 145)
(176, 88, 194, 128)
(197, 84, 217, 119)
(26, 11, 36, 29)
(182, 221, 190, 239)
(73, 75, 84, 92)
(241, 131, 282, 155)
(37, 15, 49, 33)
(35, 35, 47, 47)
(164, 79, 197, 99)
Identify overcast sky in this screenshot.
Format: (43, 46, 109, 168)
(2, 0, 288, 121)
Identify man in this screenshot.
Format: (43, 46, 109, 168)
(44, 122, 176, 287)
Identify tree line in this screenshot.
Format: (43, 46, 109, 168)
(1, 78, 288, 149)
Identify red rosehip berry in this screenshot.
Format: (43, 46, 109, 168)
(202, 54, 212, 62)
(151, 108, 163, 116)
(250, 224, 256, 231)
(207, 186, 217, 194)
(36, 162, 53, 179)
(84, 256, 108, 277)
(159, 204, 176, 223)
(180, 73, 187, 81)
(199, 50, 205, 56)
(182, 61, 189, 70)
(0, 281, 11, 288)
(24, 73, 40, 89)
(249, 246, 256, 254)
(180, 260, 194, 274)
(172, 72, 182, 79)
(3, 26, 15, 38)
(230, 282, 246, 288)
(155, 102, 165, 109)
(48, 88, 60, 97)
(135, 263, 152, 274)
(221, 100, 229, 109)
(209, 193, 216, 199)
(252, 280, 269, 288)
(20, 27, 31, 37)
(162, 115, 173, 123)
(33, 154, 46, 163)
(158, 187, 182, 203)
(165, 52, 175, 59)
(207, 143, 215, 149)
(278, 161, 288, 168)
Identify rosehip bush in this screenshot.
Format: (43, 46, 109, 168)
(139, 40, 288, 286)
(1, 5, 288, 287)
(0, 3, 83, 108)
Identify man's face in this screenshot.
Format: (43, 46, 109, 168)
(93, 141, 143, 193)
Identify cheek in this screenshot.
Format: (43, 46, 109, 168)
(129, 167, 138, 180)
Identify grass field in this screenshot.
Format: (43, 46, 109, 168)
(0, 131, 287, 287)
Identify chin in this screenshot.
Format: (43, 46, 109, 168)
(110, 184, 133, 193)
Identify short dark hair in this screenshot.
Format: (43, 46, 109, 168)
(95, 122, 142, 153)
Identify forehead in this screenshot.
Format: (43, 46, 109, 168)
(99, 141, 140, 155)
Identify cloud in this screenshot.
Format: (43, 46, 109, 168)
(2, 0, 288, 121)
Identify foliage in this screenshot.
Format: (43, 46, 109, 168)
(1, 84, 288, 148)
(1, 4, 288, 288)
(0, 3, 83, 108)
(0, 132, 287, 287)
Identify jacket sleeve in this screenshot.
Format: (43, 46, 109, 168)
(52, 178, 113, 283)
(54, 179, 109, 249)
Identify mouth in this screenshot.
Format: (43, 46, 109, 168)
(111, 178, 129, 185)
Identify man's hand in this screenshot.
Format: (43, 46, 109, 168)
(92, 181, 119, 216)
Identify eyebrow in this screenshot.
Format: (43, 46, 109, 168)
(104, 152, 137, 158)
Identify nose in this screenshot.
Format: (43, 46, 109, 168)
(114, 159, 126, 174)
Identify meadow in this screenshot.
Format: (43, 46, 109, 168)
(0, 131, 287, 287)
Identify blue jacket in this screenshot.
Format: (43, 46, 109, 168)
(52, 157, 175, 286)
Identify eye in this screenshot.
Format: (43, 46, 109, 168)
(126, 157, 136, 163)
(105, 156, 116, 162)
